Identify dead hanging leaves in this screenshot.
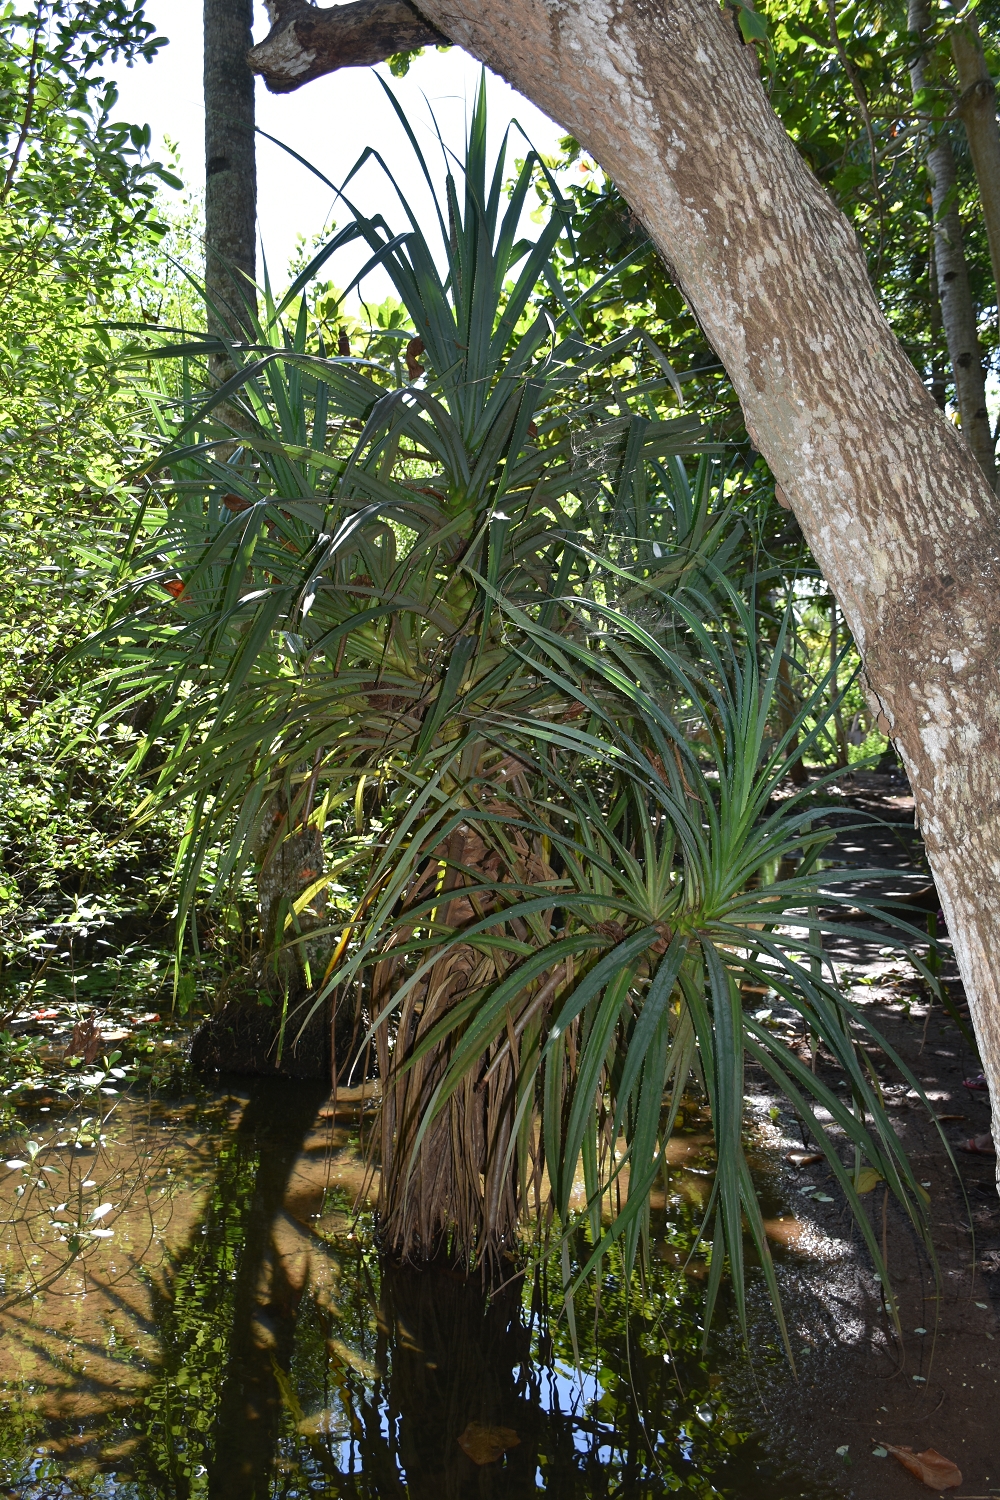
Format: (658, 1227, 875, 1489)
(405, 336, 425, 381)
(883, 1444, 962, 1490)
(457, 1421, 520, 1466)
(64, 1016, 102, 1065)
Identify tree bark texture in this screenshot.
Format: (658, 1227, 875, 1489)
(251, 0, 445, 93)
(249, 0, 1000, 1174)
(205, 0, 258, 338)
(907, 0, 995, 485)
(952, 18, 1000, 335)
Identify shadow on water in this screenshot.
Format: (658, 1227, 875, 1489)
(206, 1080, 328, 1500)
(0, 1078, 841, 1499)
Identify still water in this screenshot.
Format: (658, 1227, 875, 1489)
(0, 1080, 833, 1498)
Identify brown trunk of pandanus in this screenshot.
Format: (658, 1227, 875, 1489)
(372, 795, 551, 1267)
(374, 825, 516, 1264)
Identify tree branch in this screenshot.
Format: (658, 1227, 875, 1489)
(249, 0, 448, 94)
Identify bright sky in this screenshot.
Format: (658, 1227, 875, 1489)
(110, 1, 565, 304)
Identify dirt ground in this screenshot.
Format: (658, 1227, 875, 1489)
(740, 769, 1000, 1499)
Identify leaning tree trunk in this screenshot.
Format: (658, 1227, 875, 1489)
(204, 0, 257, 343)
(908, 0, 995, 486)
(250, 0, 1000, 1176)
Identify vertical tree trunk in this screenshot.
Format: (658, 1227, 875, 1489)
(929, 244, 949, 410)
(952, 17, 1000, 326)
(251, 0, 1000, 1173)
(204, 0, 257, 341)
(829, 600, 850, 769)
(908, 0, 995, 486)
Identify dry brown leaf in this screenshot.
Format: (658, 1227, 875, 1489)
(405, 336, 425, 381)
(457, 1421, 520, 1466)
(884, 1443, 962, 1490)
(786, 1151, 823, 1168)
(65, 1016, 102, 1065)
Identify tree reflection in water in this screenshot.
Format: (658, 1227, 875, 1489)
(0, 1080, 837, 1498)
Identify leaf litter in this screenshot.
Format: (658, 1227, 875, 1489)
(882, 1444, 962, 1490)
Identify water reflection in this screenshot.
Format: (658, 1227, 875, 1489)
(0, 1080, 837, 1498)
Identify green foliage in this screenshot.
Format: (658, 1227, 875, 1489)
(101, 76, 721, 937)
(79, 82, 947, 1355)
(0, 4, 200, 1020)
(330, 582, 940, 1354)
(761, 0, 998, 392)
(0, 0, 172, 260)
(386, 42, 452, 76)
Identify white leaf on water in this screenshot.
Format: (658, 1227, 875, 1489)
(90, 1202, 113, 1222)
(89, 1228, 114, 1239)
(5, 1161, 27, 1171)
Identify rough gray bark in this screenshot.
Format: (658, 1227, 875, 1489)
(251, 0, 445, 92)
(952, 18, 1000, 331)
(908, 0, 995, 485)
(205, 0, 257, 339)
(249, 0, 1000, 1174)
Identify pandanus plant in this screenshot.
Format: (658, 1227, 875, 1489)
(101, 82, 731, 1253)
(333, 582, 944, 1355)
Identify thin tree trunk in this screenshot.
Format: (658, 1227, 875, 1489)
(908, 0, 995, 485)
(929, 242, 948, 410)
(952, 17, 1000, 329)
(777, 650, 808, 786)
(829, 601, 850, 769)
(254, 0, 1000, 1174)
(204, 0, 257, 343)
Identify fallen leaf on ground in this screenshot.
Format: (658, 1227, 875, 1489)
(457, 1421, 520, 1465)
(855, 1167, 883, 1194)
(786, 1151, 823, 1168)
(980, 1250, 1000, 1275)
(884, 1444, 962, 1490)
